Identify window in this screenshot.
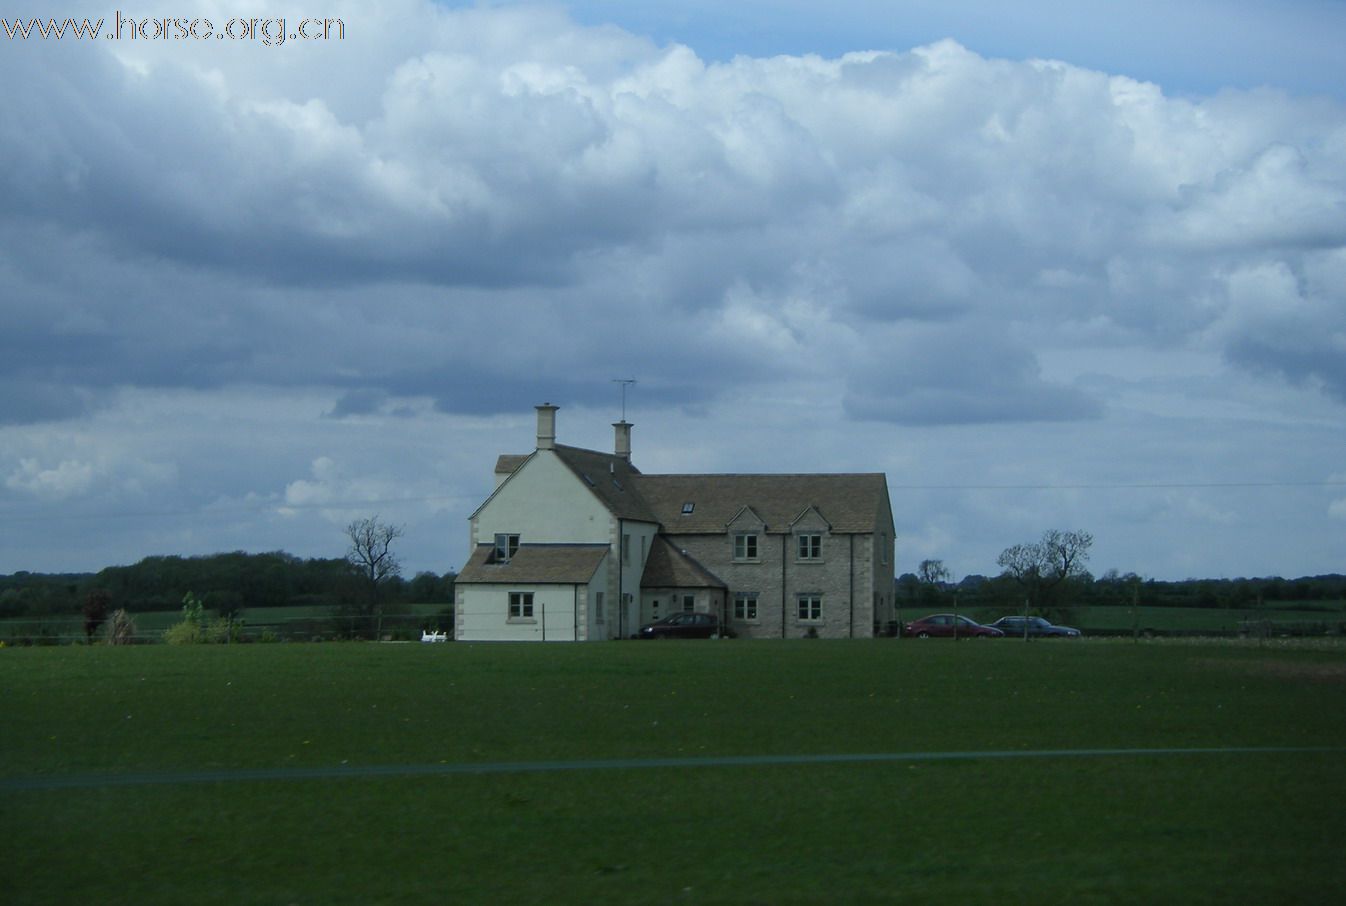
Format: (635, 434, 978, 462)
(622, 533, 631, 565)
(494, 533, 519, 563)
(733, 592, 759, 621)
(797, 534, 822, 561)
(508, 592, 534, 621)
(681, 502, 695, 515)
(797, 594, 822, 622)
(682, 594, 695, 613)
(595, 592, 605, 623)
(733, 532, 759, 561)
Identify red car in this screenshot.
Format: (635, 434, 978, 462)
(903, 614, 1004, 638)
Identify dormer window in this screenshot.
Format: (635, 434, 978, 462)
(681, 502, 695, 515)
(494, 533, 519, 563)
(733, 532, 759, 561)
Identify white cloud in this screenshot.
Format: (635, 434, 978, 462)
(2, 2, 1345, 578)
(6, 458, 94, 499)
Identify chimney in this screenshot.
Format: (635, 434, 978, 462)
(536, 403, 558, 450)
(613, 420, 632, 462)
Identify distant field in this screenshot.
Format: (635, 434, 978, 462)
(926, 599, 1346, 635)
(0, 603, 451, 642)
(7, 599, 1344, 645)
(3, 640, 1344, 904)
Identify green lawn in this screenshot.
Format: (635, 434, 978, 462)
(3, 641, 1345, 904)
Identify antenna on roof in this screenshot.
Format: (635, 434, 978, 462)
(611, 378, 637, 421)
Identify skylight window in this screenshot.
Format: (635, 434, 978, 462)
(681, 502, 695, 515)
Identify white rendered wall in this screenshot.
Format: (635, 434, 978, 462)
(474, 451, 612, 550)
(457, 584, 582, 642)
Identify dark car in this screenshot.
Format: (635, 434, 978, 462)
(902, 614, 1004, 638)
(637, 612, 721, 639)
(988, 616, 1082, 638)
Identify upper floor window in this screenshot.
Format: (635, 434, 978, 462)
(797, 534, 822, 561)
(681, 502, 695, 515)
(494, 533, 519, 563)
(733, 532, 759, 561)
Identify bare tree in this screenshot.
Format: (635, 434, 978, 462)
(996, 529, 1093, 617)
(918, 559, 951, 586)
(345, 516, 404, 624)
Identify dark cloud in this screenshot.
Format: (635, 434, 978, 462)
(843, 325, 1104, 425)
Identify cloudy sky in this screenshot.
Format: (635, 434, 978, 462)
(3, 0, 1344, 582)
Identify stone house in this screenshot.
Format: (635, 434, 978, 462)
(454, 405, 896, 641)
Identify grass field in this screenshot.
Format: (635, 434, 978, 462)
(4, 640, 1345, 904)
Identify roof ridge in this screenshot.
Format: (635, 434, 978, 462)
(636, 472, 886, 478)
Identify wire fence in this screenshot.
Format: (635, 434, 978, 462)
(0, 612, 454, 646)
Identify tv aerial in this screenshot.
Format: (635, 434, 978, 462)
(611, 378, 637, 421)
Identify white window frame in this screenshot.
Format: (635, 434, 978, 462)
(797, 534, 822, 561)
(797, 594, 823, 623)
(733, 591, 759, 622)
(494, 533, 519, 563)
(733, 532, 759, 561)
(508, 591, 534, 622)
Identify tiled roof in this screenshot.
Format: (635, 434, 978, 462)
(486, 443, 888, 537)
(494, 454, 529, 475)
(552, 444, 659, 523)
(640, 536, 727, 588)
(457, 543, 608, 585)
(633, 473, 889, 534)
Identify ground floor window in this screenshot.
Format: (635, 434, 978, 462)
(797, 594, 822, 622)
(595, 591, 605, 623)
(734, 592, 759, 621)
(508, 591, 534, 621)
(682, 594, 695, 613)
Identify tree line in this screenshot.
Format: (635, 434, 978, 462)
(0, 549, 456, 619)
(899, 567, 1346, 621)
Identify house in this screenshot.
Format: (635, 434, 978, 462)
(454, 405, 896, 641)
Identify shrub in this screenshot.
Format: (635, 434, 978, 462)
(106, 609, 136, 645)
(165, 616, 242, 644)
(204, 617, 242, 644)
(163, 620, 202, 645)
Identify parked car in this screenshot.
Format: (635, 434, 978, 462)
(988, 616, 1082, 638)
(637, 612, 721, 639)
(902, 614, 1004, 638)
